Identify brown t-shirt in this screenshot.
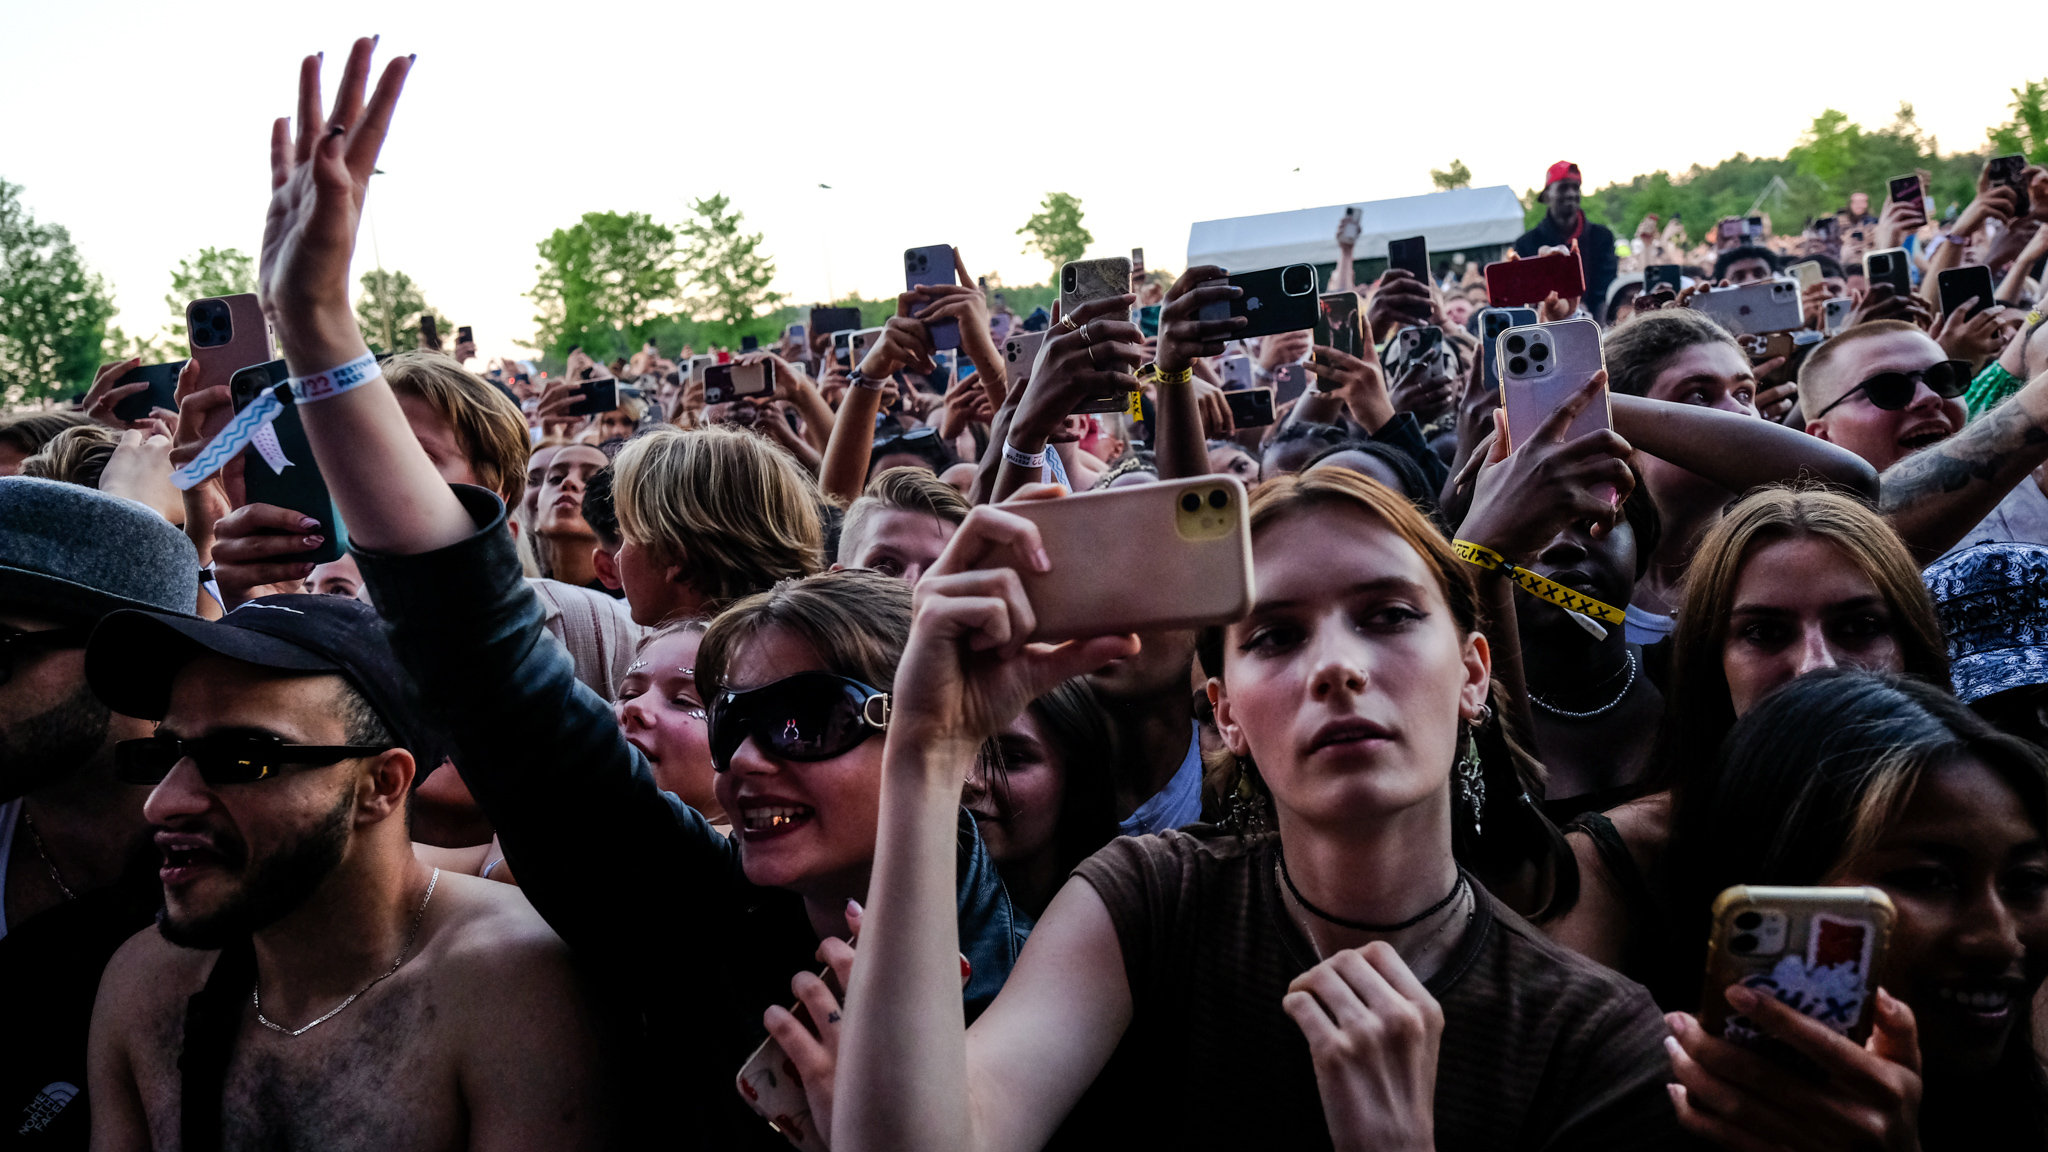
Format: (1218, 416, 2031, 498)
(1057, 828, 1687, 1151)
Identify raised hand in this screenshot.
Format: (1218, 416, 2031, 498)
(81, 358, 176, 432)
(1458, 375, 1635, 564)
(1156, 265, 1246, 374)
(1306, 344, 1395, 432)
(260, 38, 411, 372)
(763, 900, 864, 1149)
(1283, 941, 1443, 1152)
(1008, 296, 1144, 451)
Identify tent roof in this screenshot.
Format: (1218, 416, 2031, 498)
(1185, 186, 1528, 272)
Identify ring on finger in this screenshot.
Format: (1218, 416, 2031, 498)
(1057, 314, 1080, 333)
(1088, 342, 1103, 369)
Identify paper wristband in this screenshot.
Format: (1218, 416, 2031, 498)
(290, 351, 382, 403)
(1002, 442, 1047, 469)
(169, 353, 382, 490)
(1452, 539, 1626, 627)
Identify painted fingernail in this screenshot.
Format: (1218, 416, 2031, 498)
(372, 33, 381, 45)
(846, 898, 863, 916)
(408, 53, 417, 63)
(298, 516, 319, 530)
(1033, 547, 1051, 572)
(303, 535, 325, 547)
(1666, 1084, 1685, 1106)
(1663, 1035, 1683, 1059)
(1724, 982, 1759, 1010)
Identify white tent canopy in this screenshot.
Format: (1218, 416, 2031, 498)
(1185, 186, 1528, 273)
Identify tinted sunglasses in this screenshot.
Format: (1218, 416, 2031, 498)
(115, 733, 393, 786)
(0, 626, 91, 687)
(706, 671, 891, 773)
(1812, 359, 1972, 418)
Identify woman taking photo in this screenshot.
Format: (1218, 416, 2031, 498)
(833, 466, 1681, 1151)
(1663, 669, 2048, 1151)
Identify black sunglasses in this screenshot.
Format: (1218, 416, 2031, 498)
(114, 733, 392, 786)
(0, 626, 92, 686)
(1812, 359, 1972, 418)
(705, 671, 891, 774)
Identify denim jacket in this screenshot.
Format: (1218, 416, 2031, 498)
(353, 485, 1029, 1148)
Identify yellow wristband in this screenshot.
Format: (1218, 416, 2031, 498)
(1452, 539, 1627, 631)
(1157, 366, 1194, 386)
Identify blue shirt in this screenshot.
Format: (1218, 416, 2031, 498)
(1118, 721, 1205, 837)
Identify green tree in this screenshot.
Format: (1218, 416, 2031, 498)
(0, 179, 116, 403)
(1017, 192, 1092, 277)
(529, 210, 683, 362)
(678, 194, 784, 334)
(355, 268, 450, 354)
(164, 246, 256, 343)
(1989, 78, 2048, 163)
(1431, 159, 1472, 191)
(103, 323, 174, 365)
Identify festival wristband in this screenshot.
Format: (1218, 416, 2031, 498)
(849, 368, 883, 391)
(1452, 539, 1626, 637)
(1002, 441, 1047, 469)
(1156, 366, 1194, 386)
(289, 350, 382, 404)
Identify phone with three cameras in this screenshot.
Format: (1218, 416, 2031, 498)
(1495, 317, 1610, 453)
(904, 244, 960, 350)
(1479, 306, 1538, 393)
(185, 294, 273, 386)
(1686, 281, 1803, 337)
(1864, 248, 1913, 298)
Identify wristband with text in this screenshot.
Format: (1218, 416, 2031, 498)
(1452, 538, 1625, 639)
(290, 350, 382, 404)
(1156, 366, 1194, 386)
(1002, 441, 1047, 469)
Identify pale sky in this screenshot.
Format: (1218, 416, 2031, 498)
(5, 0, 2043, 367)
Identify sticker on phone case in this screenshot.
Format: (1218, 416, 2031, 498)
(1726, 914, 1874, 1042)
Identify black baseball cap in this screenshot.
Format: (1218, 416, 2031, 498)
(85, 594, 444, 770)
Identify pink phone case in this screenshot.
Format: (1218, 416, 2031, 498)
(184, 294, 272, 388)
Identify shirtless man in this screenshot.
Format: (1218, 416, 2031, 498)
(81, 595, 607, 1150)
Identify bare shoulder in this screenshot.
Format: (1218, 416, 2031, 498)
(414, 872, 577, 996)
(1603, 792, 1670, 875)
(98, 923, 220, 1021)
(1546, 832, 1631, 969)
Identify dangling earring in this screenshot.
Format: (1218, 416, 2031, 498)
(1456, 705, 1491, 837)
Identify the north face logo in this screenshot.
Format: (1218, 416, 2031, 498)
(18, 1082, 79, 1135)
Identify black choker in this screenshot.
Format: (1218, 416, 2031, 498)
(1278, 853, 1466, 933)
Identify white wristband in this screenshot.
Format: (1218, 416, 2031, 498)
(289, 350, 382, 404)
(1002, 441, 1047, 469)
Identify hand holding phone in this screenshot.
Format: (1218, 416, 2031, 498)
(1196, 264, 1319, 340)
(88, 358, 186, 427)
(905, 245, 961, 350)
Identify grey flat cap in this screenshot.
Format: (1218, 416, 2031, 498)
(0, 477, 199, 622)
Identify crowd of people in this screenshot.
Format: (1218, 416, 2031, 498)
(9, 36, 2048, 1150)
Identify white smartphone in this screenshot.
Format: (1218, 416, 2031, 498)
(1496, 318, 1610, 452)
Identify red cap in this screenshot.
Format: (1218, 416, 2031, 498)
(1545, 161, 1582, 189)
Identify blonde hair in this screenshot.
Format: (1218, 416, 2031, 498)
(838, 466, 971, 563)
(382, 351, 532, 510)
(612, 426, 825, 608)
(1796, 319, 1928, 413)
(696, 569, 913, 696)
(19, 424, 119, 487)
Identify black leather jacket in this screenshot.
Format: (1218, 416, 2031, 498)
(353, 485, 1030, 1148)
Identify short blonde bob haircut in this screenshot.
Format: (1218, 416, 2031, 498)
(381, 351, 532, 511)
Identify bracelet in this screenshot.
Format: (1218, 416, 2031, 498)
(1452, 539, 1626, 638)
(289, 350, 382, 404)
(849, 368, 884, 391)
(1156, 366, 1194, 386)
(1002, 441, 1047, 469)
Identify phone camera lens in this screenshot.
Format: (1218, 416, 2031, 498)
(1530, 344, 1548, 363)
(1734, 911, 1762, 931)
(1508, 356, 1527, 375)
(1208, 490, 1227, 509)
(1730, 933, 1759, 954)
(1505, 335, 1525, 354)
(1181, 493, 1200, 513)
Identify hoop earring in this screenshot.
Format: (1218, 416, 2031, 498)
(1455, 723, 1486, 837)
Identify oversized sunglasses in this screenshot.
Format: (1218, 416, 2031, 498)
(705, 671, 891, 774)
(0, 626, 91, 687)
(115, 733, 392, 786)
(1811, 359, 1972, 418)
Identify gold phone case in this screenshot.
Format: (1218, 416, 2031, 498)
(1009, 476, 1254, 642)
(1699, 885, 1896, 1047)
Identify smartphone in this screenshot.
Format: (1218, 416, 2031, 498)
(1643, 265, 1683, 295)
(1937, 265, 1997, 320)
(1138, 304, 1162, 338)
(1699, 886, 1895, 1051)
(740, 335, 760, 353)
(1687, 281, 1803, 336)
(1810, 216, 1840, 242)
(1271, 361, 1311, 407)
(990, 309, 1014, 342)
(1744, 216, 1765, 240)
(1786, 261, 1823, 292)
(1008, 476, 1254, 641)
(1483, 251, 1585, 308)
(419, 314, 440, 350)
(1989, 153, 2032, 217)
(1131, 247, 1145, 276)
(848, 327, 888, 372)
(1480, 306, 1539, 394)
(1822, 296, 1854, 336)
(1888, 173, 1924, 215)
(809, 307, 863, 339)
(904, 244, 960, 350)
(785, 322, 806, 344)
(1864, 248, 1913, 298)
(1224, 387, 1276, 428)
(1219, 354, 1253, 391)
(228, 360, 345, 564)
(704, 362, 771, 406)
(566, 377, 619, 417)
(1316, 291, 1364, 358)
(457, 325, 473, 344)
(1718, 219, 1743, 241)
(688, 354, 715, 385)
(1386, 235, 1430, 281)
(1003, 331, 1047, 391)
(1496, 318, 1610, 453)
(1197, 264, 1319, 340)
(1390, 326, 1445, 386)
(185, 294, 272, 385)
(110, 359, 187, 423)
(1059, 257, 1133, 322)
(831, 331, 853, 368)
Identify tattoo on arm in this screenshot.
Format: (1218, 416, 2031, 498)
(1880, 399, 2048, 513)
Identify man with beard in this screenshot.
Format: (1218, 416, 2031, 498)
(80, 595, 608, 1150)
(1, 477, 198, 1148)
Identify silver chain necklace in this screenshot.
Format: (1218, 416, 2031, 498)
(1530, 650, 1638, 720)
(20, 811, 77, 901)
(254, 868, 439, 1037)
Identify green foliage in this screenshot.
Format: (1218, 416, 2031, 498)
(679, 194, 786, 333)
(103, 323, 175, 365)
(0, 179, 115, 404)
(1989, 79, 2048, 163)
(1017, 192, 1092, 278)
(356, 268, 450, 354)
(1431, 160, 1472, 191)
(164, 247, 255, 342)
(528, 210, 683, 363)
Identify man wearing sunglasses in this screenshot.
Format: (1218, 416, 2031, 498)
(0, 478, 198, 1147)
(77, 595, 608, 1151)
(1801, 320, 1971, 472)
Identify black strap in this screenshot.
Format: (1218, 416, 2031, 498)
(179, 936, 256, 1152)
(1564, 811, 1661, 926)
